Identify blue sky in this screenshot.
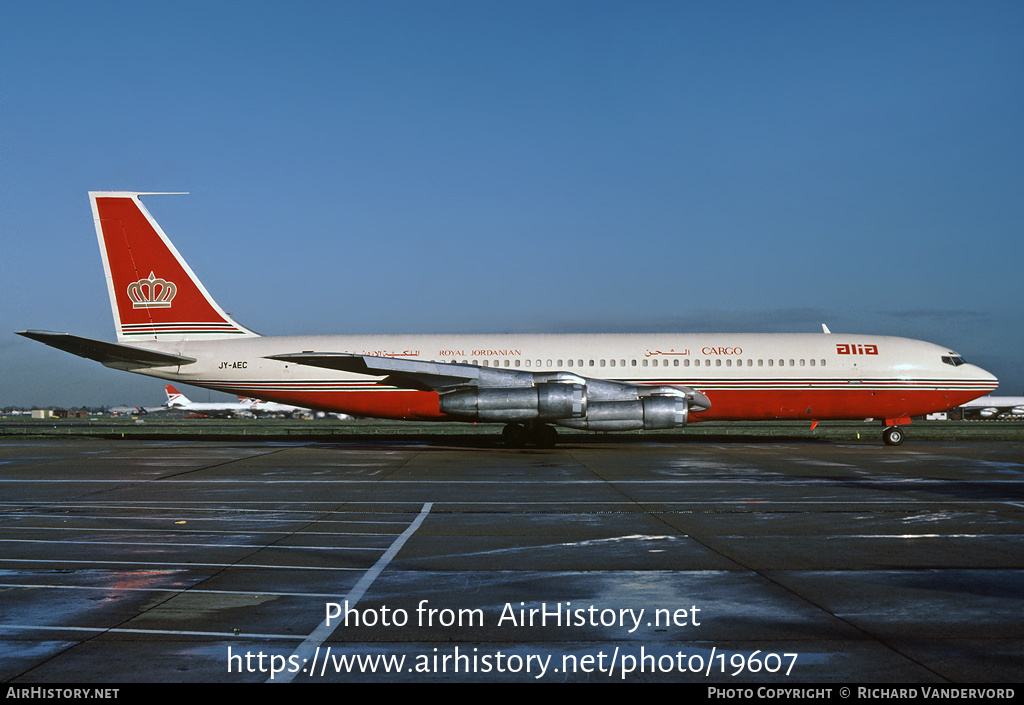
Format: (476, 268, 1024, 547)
(2, 0, 1022, 407)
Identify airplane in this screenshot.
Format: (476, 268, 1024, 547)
(17, 192, 999, 447)
(245, 397, 349, 419)
(165, 384, 337, 418)
(163, 384, 256, 418)
(108, 403, 167, 416)
(246, 397, 308, 418)
(960, 396, 1024, 419)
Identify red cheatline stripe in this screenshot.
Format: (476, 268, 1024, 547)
(200, 377, 996, 394)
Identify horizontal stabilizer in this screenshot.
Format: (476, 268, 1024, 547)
(17, 330, 196, 367)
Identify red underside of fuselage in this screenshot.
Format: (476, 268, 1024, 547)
(208, 387, 989, 424)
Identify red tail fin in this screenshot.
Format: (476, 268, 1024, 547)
(91, 192, 258, 342)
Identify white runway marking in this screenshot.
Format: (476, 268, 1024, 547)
(0, 557, 363, 571)
(0, 583, 363, 599)
(272, 502, 432, 683)
(0, 538, 384, 551)
(0, 504, 434, 650)
(0, 623, 304, 640)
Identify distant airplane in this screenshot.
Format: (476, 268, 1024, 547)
(163, 385, 255, 418)
(245, 397, 349, 419)
(17, 192, 998, 446)
(960, 396, 1024, 419)
(164, 385, 340, 419)
(246, 397, 305, 417)
(108, 404, 166, 416)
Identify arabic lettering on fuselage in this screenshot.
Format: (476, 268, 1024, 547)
(644, 349, 691, 358)
(438, 349, 523, 357)
(363, 350, 421, 357)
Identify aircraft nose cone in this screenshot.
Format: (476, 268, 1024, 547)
(963, 367, 999, 399)
(971, 363, 999, 389)
(981, 368, 999, 390)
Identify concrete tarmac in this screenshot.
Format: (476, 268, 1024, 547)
(0, 437, 1021, 683)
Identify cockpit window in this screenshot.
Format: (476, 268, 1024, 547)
(941, 355, 966, 367)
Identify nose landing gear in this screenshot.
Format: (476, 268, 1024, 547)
(883, 425, 905, 446)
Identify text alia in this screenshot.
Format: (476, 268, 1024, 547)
(836, 344, 878, 355)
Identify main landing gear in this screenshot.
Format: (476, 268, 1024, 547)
(501, 422, 558, 449)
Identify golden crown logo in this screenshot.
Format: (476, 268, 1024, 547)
(127, 272, 176, 308)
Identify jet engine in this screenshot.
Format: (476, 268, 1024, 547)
(554, 393, 689, 431)
(439, 379, 697, 431)
(439, 382, 587, 422)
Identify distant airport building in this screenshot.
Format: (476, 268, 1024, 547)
(29, 409, 89, 419)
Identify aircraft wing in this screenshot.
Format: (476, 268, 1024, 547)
(268, 352, 495, 391)
(16, 330, 196, 368)
(961, 396, 1024, 418)
(267, 352, 712, 413)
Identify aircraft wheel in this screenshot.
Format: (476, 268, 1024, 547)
(883, 426, 905, 446)
(502, 423, 527, 448)
(531, 424, 558, 449)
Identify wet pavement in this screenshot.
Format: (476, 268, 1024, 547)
(0, 437, 1021, 682)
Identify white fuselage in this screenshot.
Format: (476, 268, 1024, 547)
(114, 332, 996, 423)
